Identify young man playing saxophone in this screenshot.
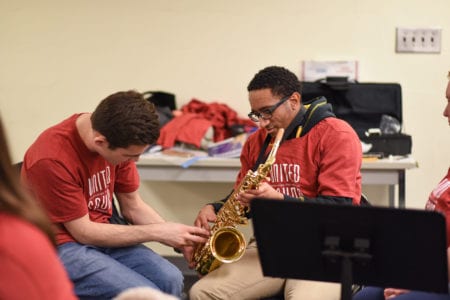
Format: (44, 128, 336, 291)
(189, 66, 362, 300)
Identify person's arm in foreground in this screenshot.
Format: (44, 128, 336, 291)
(64, 191, 209, 249)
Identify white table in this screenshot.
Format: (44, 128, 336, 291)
(136, 154, 417, 208)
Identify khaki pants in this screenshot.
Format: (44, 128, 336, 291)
(189, 241, 341, 300)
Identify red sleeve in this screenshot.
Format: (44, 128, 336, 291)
(24, 159, 88, 223)
(0, 214, 77, 300)
(234, 130, 265, 189)
(432, 169, 450, 247)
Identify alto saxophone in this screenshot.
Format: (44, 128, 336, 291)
(193, 128, 284, 275)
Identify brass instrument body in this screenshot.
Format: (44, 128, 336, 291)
(193, 129, 284, 275)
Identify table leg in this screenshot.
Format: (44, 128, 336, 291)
(389, 185, 395, 207)
(398, 170, 405, 208)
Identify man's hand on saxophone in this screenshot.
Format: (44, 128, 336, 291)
(237, 180, 284, 208)
(180, 245, 197, 269)
(193, 204, 217, 231)
(188, 204, 217, 269)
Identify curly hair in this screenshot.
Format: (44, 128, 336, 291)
(247, 66, 302, 98)
(91, 90, 160, 149)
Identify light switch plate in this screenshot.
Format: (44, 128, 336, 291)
(396, 27, 442, 53)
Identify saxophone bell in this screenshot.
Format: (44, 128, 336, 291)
(210, 226, 247, 264)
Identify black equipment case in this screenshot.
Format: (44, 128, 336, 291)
(301, 78, 412, 156)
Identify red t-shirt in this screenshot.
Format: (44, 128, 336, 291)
(425, 168, 450, 246)
(22, 114, 140, 245)
(0, 212, 77, 300)
(237, 117, 362, 204)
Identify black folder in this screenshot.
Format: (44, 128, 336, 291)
(251, 199, 448, 297)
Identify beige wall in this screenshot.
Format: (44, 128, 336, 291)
(1, 0, 449, 255)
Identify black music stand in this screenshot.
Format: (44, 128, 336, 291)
(251, 199, 449, 300)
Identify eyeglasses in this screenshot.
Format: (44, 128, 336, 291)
(248, 95, 291, 122)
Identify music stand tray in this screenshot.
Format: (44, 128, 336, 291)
(251, 199, 448, 299)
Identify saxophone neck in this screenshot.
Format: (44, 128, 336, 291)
(274, 128, 285, 142)
(267, 128, 284, 162)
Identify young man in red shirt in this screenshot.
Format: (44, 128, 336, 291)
(189, 66, 362, 300)
(22, 91, 209, 299)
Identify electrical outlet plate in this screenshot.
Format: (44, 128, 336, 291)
(396, 27, 442, 53)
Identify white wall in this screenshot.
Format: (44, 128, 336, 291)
(1, 0, 449, 255)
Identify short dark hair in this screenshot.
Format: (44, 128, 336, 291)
(91, 90, 160, 149)
(247, 66, 302, 98)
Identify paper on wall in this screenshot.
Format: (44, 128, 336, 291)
(301, 60, 358, 82)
